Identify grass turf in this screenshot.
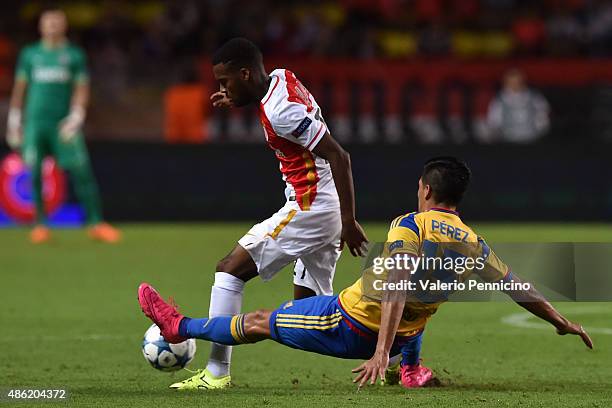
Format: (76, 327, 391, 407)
(1, 223, 611, 407)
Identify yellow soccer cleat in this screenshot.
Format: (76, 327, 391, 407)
(381, 360, 401, 386)
(169, 369, 231, 390)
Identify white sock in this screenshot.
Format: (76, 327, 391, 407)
(389, 354, 402, 367)
(206, 272, 244, 377)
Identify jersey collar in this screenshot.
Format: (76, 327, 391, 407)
(261, 75, 280, 106)
(430, 207, 459, 216)
(40, 39, 68, 51)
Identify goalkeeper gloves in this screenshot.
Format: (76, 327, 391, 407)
(59, 106, 85, 142)
(6, 108, 22, 149)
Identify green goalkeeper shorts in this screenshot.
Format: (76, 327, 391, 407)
(22, 120, 89, 168)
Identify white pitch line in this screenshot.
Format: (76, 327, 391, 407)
(0, 334, 130, 342)
(502, 308, 612, 335)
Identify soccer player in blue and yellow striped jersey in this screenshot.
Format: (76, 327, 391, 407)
(137, 157, 593, 390)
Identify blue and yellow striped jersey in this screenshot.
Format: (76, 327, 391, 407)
(338, 208, 510, 336)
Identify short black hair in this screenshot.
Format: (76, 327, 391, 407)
(421, 156, 471, 206)
(212, 38, 262, 70)
(39, 6, 65, 18)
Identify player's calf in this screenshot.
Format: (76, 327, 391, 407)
(138, 283, 273, 345)
(180, 309, 272, 344)
(242, 309, 273, 341)
(206, 247, 257, 380)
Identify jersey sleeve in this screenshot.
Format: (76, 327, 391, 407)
(72, 48, 89, 83)
(386, 213, 421, 257)
(15, 48, 31, 82)
(270, 101, 327, 151)
(474, 237, 511, 282)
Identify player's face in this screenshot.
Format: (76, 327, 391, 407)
(39, 11, 68, 39)
(504, 73, 525, 93)
(213, 63, 251, 107)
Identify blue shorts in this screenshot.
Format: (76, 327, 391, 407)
(269, 295, 422, 360)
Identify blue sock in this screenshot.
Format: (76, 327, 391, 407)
(178, 317, 191, 338)
(401, 331, 424, 366)
(178, 315, 246, 345)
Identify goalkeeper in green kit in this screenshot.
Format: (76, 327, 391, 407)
(6, 9, 120, 244)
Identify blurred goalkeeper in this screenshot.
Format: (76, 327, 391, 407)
(6, 9, 120, 244)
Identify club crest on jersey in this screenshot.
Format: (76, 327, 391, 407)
(58, 53, 70, 65)
(292, 117, 312, 138)
(389, 240, 404, 252)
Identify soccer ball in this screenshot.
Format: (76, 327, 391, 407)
(142, 324, 196, 372)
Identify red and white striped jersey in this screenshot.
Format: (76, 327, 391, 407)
(259, 69, 339, 211)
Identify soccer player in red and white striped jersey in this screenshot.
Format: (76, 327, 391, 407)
(169, 38, 368, 390)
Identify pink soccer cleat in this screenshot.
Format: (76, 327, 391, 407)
(138, 283, 187, 344)
(400, 363, 434, 388)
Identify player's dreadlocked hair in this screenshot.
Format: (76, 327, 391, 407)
(212, 38, 263, 70)
(421, 157, 471, 206)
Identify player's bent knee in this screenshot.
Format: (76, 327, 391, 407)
(215, 255, 242, 275)
(215, 257, 231, 273)
(243, 309, 272, 341)
(215, 246, 258, 281)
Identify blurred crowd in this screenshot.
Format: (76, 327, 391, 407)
(229, 0, 612, 59)
(2, 0, 611, 143)
(4, 0, 612, 63)
(1, 0, 608, 96)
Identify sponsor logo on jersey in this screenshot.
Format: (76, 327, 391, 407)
(33, 66, 71, 83)
(292, 117, 312, 137)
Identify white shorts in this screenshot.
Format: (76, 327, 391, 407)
(238, 201, 342, 296)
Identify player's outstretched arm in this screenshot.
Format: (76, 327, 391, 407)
(352, 265, 409, 388)
(59, 81, 89, 142)
(313, 133, 368, 257)
(6, 79, 27, 149)
(502, 273, 593, 349)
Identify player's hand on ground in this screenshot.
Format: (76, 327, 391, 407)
(556, 320, 593, 349)
(6, 127, 22, 149)
(352, 351, 389, 389)
(211, 91, 233, 108)
(340, 220, 369, 257)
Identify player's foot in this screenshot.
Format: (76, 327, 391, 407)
(88, 222, 121, 243)
(169, 368, 231, 390)
(30, 225, 51, 244)
(400, 363, 434, 388)
(382, 360, 401, 386)
(137, 283, 186, 344)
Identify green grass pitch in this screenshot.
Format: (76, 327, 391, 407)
(1, 223, 611, 407)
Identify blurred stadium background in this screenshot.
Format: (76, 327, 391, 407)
(0, 0, 610, 224)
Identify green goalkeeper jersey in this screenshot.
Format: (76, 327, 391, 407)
(16, 41, 89, 123)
